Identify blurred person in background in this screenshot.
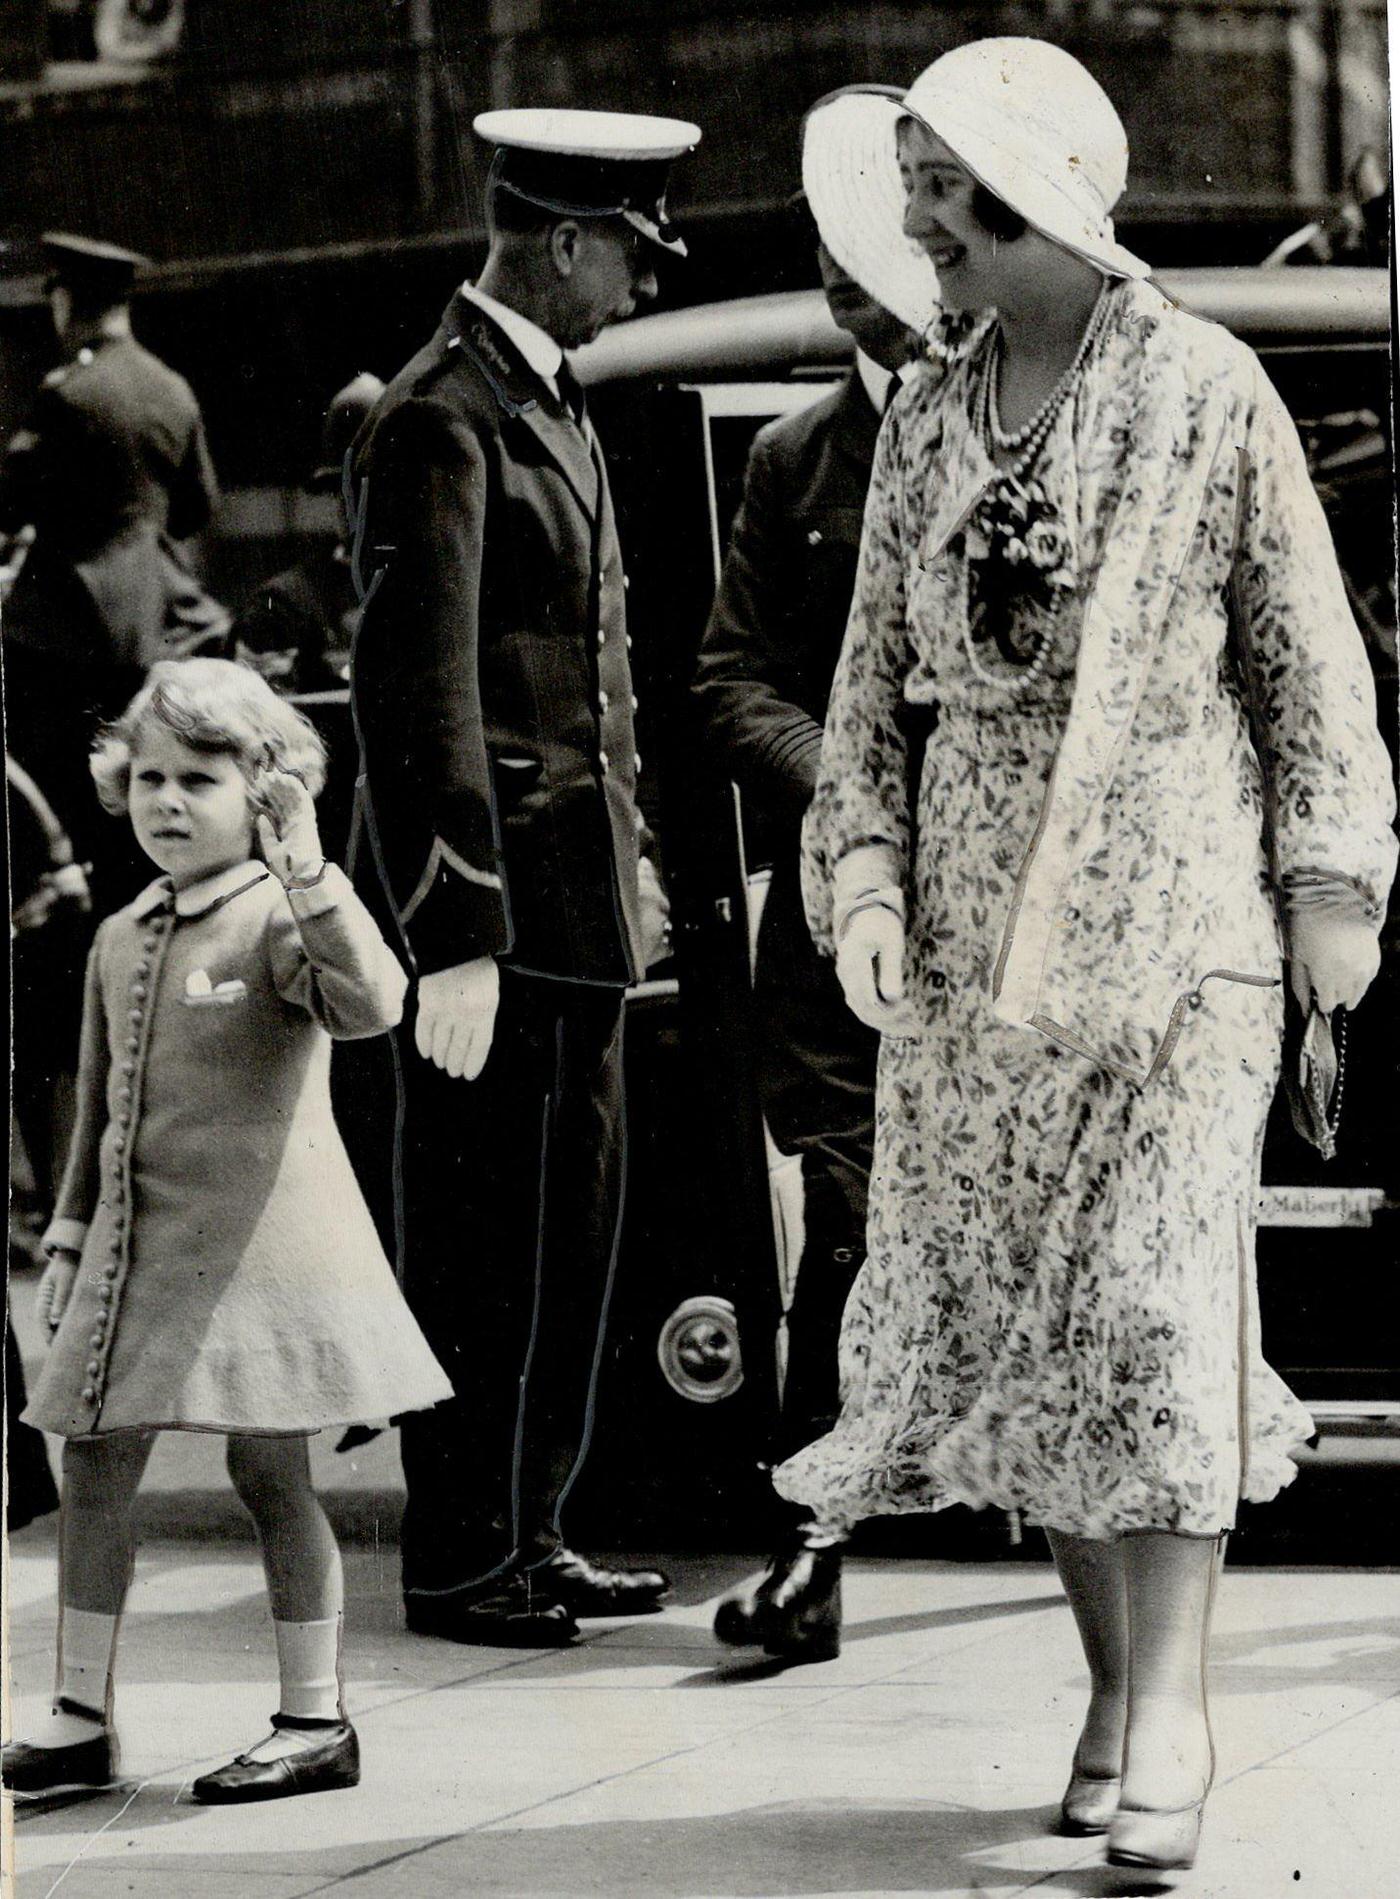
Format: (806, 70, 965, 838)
(1, 233, 224, 915)
(232, 372, 385, 694)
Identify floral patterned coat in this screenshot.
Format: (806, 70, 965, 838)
(803, 277, 1396, 1081)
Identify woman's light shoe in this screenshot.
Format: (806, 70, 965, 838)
(1057, 1765, 1122, 1836)
(1107, 1791, 1207, 1870)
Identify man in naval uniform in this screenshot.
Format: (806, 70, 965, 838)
(695, 88, 944, 1660)
(0, 234, 222, 916)
(349, 108, 696, 1645)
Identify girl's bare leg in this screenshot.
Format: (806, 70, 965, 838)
(224, 1433, 346, 1761)
(27, 1430, 154, 1745)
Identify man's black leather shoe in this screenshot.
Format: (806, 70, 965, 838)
(405, 1572, 580, 1647)
(2, 1699, 118, 1803)
(191, 1714, 360, 1804)
(536, 1548, 671, 1616)
(713, 1544, 843, 1662)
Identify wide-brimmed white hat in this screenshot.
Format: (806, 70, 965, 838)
(901, 38, 1150, 280)
(801, 85, 943, 336)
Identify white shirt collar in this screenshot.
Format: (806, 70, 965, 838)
(855, 350, 893, 416)
(854, 349, 919, 417)
(172, 860, 270, 918)
(459, 282, 564, 397)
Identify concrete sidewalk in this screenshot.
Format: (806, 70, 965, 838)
(4, 1527, 1397, 1899)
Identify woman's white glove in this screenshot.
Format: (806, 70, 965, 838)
(1289, 910, 1381, 1014)
(36, 1251, 78, 1333)
(835, 900, 921, 1036)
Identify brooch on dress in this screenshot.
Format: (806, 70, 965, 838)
(964, 476, 1077, 604)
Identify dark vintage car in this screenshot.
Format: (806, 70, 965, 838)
(527, 268, 1397, 1552)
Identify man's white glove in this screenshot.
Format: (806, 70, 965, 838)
(415, 955, 500, 1080)
(36, 1250, 78, 1333)
(835, 898, 921, 1036)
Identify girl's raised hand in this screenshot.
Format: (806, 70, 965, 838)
(253, 765, 325, 888)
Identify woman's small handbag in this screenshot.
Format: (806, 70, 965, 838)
(1228, 449, 1345, 1160)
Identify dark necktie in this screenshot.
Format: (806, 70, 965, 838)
(556, 358, 588, 432)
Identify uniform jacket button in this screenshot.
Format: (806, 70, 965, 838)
(625, 633, 634, 651)
(596, 630, 607, 650)
(89, 1332, 104, 1350)
(81, 1387, 96, 1404)
(598, 689, 610, 713)
(86, 1360, 100, 1377)
(631, 694, 639, 712)
(130, 982, 148, 1002)
(98, 1285, 113, 1303)
(599, 751, 610, 773)
(634, 753, 643, 774)
(126, 1036, 140, 1057)
(104, 1263, 119, 1280)
(128, 1006, 143, 1024)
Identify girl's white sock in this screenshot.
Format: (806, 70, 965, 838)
(274, 1615, 343, 1722)
(24, 1607, 119, 1747)
(231, 1616, 344, 1764)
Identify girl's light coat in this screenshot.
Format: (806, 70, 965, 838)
(26, 860, 451, 1437)
(804, 278, 1396, 1081)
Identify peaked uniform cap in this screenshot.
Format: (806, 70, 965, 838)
(473, 108, 701, 257)
(41, 231, 150, 295)
(801, 83, 943, 337)
(900, 38, 1151, 280)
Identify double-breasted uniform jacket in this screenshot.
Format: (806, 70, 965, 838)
(804, 278, 1398, 1083)
(25, 860, 450, 1439)
(695, 370, 881, 834)
(0, 332, 220, 680)
(347, 292, 646, 986)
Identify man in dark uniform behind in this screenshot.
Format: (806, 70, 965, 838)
(349, 108, 693, 1646)
(695, 87, 944, 1661)
(0, 232, 222, 915)
(232, 372, 385, 695)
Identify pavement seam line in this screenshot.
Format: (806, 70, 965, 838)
(40, 1777, 151, 1898)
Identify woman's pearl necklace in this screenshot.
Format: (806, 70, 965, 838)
(961, 286, 1112, 695)
(983, 282, 1113, 465)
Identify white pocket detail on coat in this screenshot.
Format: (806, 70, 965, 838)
(184, 969, 248, 1007)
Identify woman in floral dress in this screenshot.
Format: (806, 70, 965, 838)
(776, 38, 1396, 1872)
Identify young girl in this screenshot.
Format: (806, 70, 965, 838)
(3, 658, 452, 1806)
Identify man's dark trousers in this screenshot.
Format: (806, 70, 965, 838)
(395, 970, 626, 1599)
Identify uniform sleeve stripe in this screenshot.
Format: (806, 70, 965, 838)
(400, 834, 503, 926)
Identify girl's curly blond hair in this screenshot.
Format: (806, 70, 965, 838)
(91, 658, 328, 815)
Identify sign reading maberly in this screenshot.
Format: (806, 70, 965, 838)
(1258, 1186, 1389, 1228)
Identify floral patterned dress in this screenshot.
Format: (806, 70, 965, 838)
(775, 280, 1395, 1541)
